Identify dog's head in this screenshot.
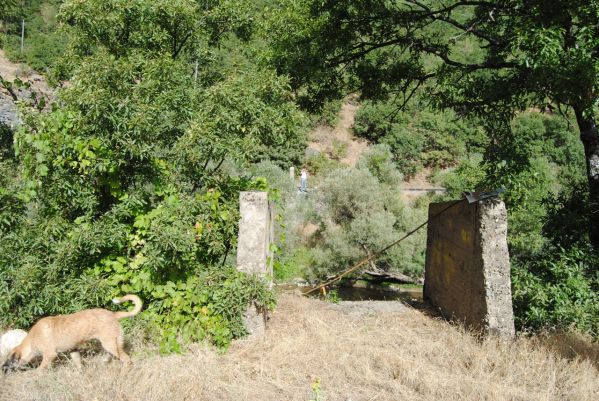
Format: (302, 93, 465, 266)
(2, 348, 22, 374)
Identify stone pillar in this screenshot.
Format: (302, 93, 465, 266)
(237, 191, 274, 335)
(289, 166, 295, 182)
(424, 198, 515, 338)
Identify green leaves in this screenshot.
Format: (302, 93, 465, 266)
(306, 148, 425, 279)
(60, 0, 255, 60)
(512, 245, 599, 336)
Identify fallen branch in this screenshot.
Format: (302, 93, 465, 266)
(362, 270, 424, 285)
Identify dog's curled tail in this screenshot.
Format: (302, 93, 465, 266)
(112, 294, 143, 319)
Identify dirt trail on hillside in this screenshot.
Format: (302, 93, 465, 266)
(0, 49, 20, 81)
(0, 49, 51, 93)
(306, 99, 444, 199)
(307, 100, 369, 167)
(0, 49, 53, 126)
(335, 102, 369, 166)
(2, 293, 597, 401)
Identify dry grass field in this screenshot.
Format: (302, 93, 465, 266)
(1, 293, 598, 401)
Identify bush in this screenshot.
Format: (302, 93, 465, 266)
(353, 101, 400, 142)
(0, 1, 302, 351)
(310, 98, 342, 127)
(353, 100, 482, 177)
(306, 158, 426, 280)
(303, 151, 341, 176)
(0, 183, 275, 351)
(436, 154, 485, 198)
(512, 245, 599, 336)
(250, 160, 295, 199)
(356, 144, 403, 187)
(381, 125, 424, 177)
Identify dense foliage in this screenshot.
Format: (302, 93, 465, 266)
(309, 146, 425, 278)
(264, 0, 598, 337)
(0, 0, 308, 350)
(438, 110, 598, 335)
(0, 1, 67, 73)
(354, 101, 485, 177)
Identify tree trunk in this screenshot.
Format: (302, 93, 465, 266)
(574, 110, 599, 249)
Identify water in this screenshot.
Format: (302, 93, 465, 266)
(278, 283, 423, 303)
(333, 285, 422, 302)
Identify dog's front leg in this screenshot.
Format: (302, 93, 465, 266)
(39, 351, 57, 369)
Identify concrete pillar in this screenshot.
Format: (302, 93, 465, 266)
(289, 166, 295, 182)
(424, 198, 515, 338)
(237, 191, 274, 335)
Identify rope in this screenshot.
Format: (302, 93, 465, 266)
(302, 199, 464, 295)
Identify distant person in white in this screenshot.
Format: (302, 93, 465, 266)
(300, 167, 308, 192)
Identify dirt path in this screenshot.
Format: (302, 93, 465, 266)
(0, 49, 53, 126)
(306, 100, 444, 200)
(0, 49, 20, 81)
(307, 99, 369, 167)
(0, 49, 50, 93)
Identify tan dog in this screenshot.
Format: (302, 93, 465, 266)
(2, 294, 142, 371)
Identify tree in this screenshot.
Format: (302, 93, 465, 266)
(0, 0, 17, 27)
(0, 0, 297, 349)
(268, 0, 599, 249)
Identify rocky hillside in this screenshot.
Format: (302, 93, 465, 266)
(0, 49, 53, 127)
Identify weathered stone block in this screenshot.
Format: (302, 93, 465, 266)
(237, 191, 274, 336)
(424, 198, 515, 338)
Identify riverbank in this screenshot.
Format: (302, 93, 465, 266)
(2, 293, 597, 401)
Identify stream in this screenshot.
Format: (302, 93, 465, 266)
(277, 282, 423, 303)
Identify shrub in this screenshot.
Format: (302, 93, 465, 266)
(306, 161, 426, 280)
(353, 100, 482, 177)
(0, 1, 301, 351)
(0, 184, 275, 351)
(311, 98, 342, 127)
(512, 245, 599, 336)
(353, 101, 400, 142)
(436, 154, 485, 198)
(250, 160, 295, 199)
(303, 151, 341, 176)
(356, 144, 403, 187)
(380, 125, 424, 177)
(330, 138, 348, 160)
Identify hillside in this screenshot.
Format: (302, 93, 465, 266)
(0, 48, 53, 126)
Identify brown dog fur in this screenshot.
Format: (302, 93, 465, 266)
(4, 294, 142, 370)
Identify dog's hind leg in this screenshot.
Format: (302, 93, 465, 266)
(98, 334, 130, 365)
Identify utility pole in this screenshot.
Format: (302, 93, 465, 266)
(20, 18, 24, 55)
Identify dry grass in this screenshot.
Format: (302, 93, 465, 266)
(1, 293, 598, 401)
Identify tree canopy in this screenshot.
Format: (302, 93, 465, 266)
(268, 0, 599, 249)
